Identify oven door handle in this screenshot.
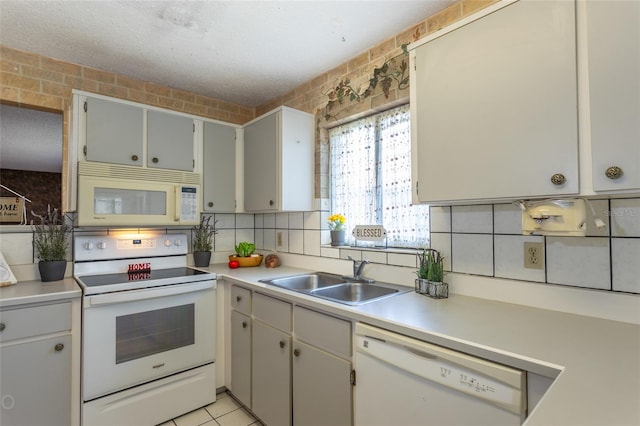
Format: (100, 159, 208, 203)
(84, 281, 214, 307)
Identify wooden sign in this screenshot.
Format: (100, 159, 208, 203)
(0, 197, 24, 223)
(352, 225, 387, 242)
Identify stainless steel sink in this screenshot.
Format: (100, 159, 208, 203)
(311, 283, 402, 305)
(260, 272, 408, 305)
(259, 272, 347, 291)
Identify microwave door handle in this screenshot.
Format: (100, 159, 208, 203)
(174, 186, 181, 222)
(85, 281, 214, 307)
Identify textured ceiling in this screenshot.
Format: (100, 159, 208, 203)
(0, 0, 453, 107)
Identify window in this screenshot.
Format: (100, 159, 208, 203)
(329, 104, 429, 248)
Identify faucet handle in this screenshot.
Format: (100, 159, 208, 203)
(348, 255, 356, 262)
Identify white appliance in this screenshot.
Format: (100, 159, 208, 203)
(77, 161, 200, 226)
(74, 234, 216, 426)
(354, 323, 526, 426)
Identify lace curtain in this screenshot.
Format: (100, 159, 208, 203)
(329, 104, 429, 248)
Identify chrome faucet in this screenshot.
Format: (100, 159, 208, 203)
(348, 255, 372, 282)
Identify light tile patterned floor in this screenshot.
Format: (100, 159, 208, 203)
(158, 391, 261, 426)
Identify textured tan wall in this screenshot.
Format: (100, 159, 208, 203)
(255, 0, 497, 198)
(0, 0, 495, 205)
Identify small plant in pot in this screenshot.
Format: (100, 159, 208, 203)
(31, 205, 71, 282)
(415, 248, 448, 299)
(229, 242, 263, 267)
(192, 215, 218, 267)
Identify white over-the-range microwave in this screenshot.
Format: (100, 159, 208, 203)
(77, 162, 200, 226)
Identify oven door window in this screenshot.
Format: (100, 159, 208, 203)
(116, 304, 194, 364)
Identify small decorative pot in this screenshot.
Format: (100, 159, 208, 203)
(39, 260, 67, 282)
(330, 230, 346, 246)
(193, 251, 212, 268)
(415, 278, 448, 299)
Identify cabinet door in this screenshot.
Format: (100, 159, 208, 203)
(0, 334, 72, 426)
(147, 110, 194, 171)
(203, 122, 236, 212)
(244, 112, 278, 211)
(252, 320, 291, 426)
(586, 1, 640, 192)
(412, 0, 578, 203)
(230, 311, 251, 408)
(85, 97, 143, 166)
(293, 340, 352, 426)
(280, 108, 314, 211)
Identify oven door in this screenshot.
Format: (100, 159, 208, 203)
(82, 281, 215, 400)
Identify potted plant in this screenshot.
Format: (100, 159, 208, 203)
(327, 213, 347, 246)
(415, 248, 448, 298)
(229, 242, 263, 267)
(192, 215, 218, 267)
(31, 205, 71, 282)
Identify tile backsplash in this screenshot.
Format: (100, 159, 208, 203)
(430, 198, 640, 294)
(252, 197, 639, 296)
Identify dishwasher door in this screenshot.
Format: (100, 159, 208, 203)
(354, 323, 526, 426)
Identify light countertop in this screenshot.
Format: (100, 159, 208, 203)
(211, 264, 640, 426)
(0, 278, 81, 308)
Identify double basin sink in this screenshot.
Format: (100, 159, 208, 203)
(259, 272, 409, 305)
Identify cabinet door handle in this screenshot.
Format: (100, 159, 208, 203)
(236, 295, 242, 303)
(208, 202, 214, 207)
(152, 157, 159, 164)
(293, 349, 301, 357)
(0, 323, 5, 332)
(279, 340, 286, 349)
(550, 173, 566, 186)
(242, 321, 248, 329)
(605, 166, 623, 180)
(54, 343, 64, 352)
(269, 200, 274, 206)
(131, 155, 139, 162)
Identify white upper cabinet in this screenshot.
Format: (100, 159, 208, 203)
(202, 121, 237, 212)
(243, 106, 314, 212)
(147, 110, 195, 171)
(82, 94, 195, 172)
(410, 0, 578, 203)
(85, 96, 144, 167)
(586, 0, 640, 192)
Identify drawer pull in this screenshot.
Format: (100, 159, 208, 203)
(208, 202, 214, 207)
(279, 340, 286, 349)
(293, 349, 301, 357)
(550, 173, 566, 185)
(0, 323, 5, 332)
(236, 295, 242, 303)
(131, 155, 139, 162)
(54, 343, 64, 352)
(152, 157, 159, 164)
(605, 166, 623, 180)
(242, 321, 248, 329)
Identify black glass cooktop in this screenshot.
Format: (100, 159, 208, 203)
(78, 267, 211, 288)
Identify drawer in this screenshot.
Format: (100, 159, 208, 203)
(294, 306, 351, 358)
(231, 285, 251, 315)
(253, 292, 291, 332)
(0, 302, 72, 343)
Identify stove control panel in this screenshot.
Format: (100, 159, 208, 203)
(74, 234, 189, 262)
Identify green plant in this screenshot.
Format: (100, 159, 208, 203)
(322, 44, 412, 121)
(192, 215, 218, 252)
(235, 242, 255, 257)
(416, 248, 445, 282)
(31, 205, 71, 262)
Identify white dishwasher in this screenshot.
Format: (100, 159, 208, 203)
(354, 323, 526, 426)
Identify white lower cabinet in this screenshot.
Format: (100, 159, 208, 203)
(230, 310, 251, 408)
(293, 305, 352, 426)
(0, 302, 73, 426)
(229, 289, 353, 426)
(252, 319, 292, 426)
(251, 293, 292, 425)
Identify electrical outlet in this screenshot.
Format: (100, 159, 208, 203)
(524, 242, 544, 270)
(277, 231, 283, 247)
